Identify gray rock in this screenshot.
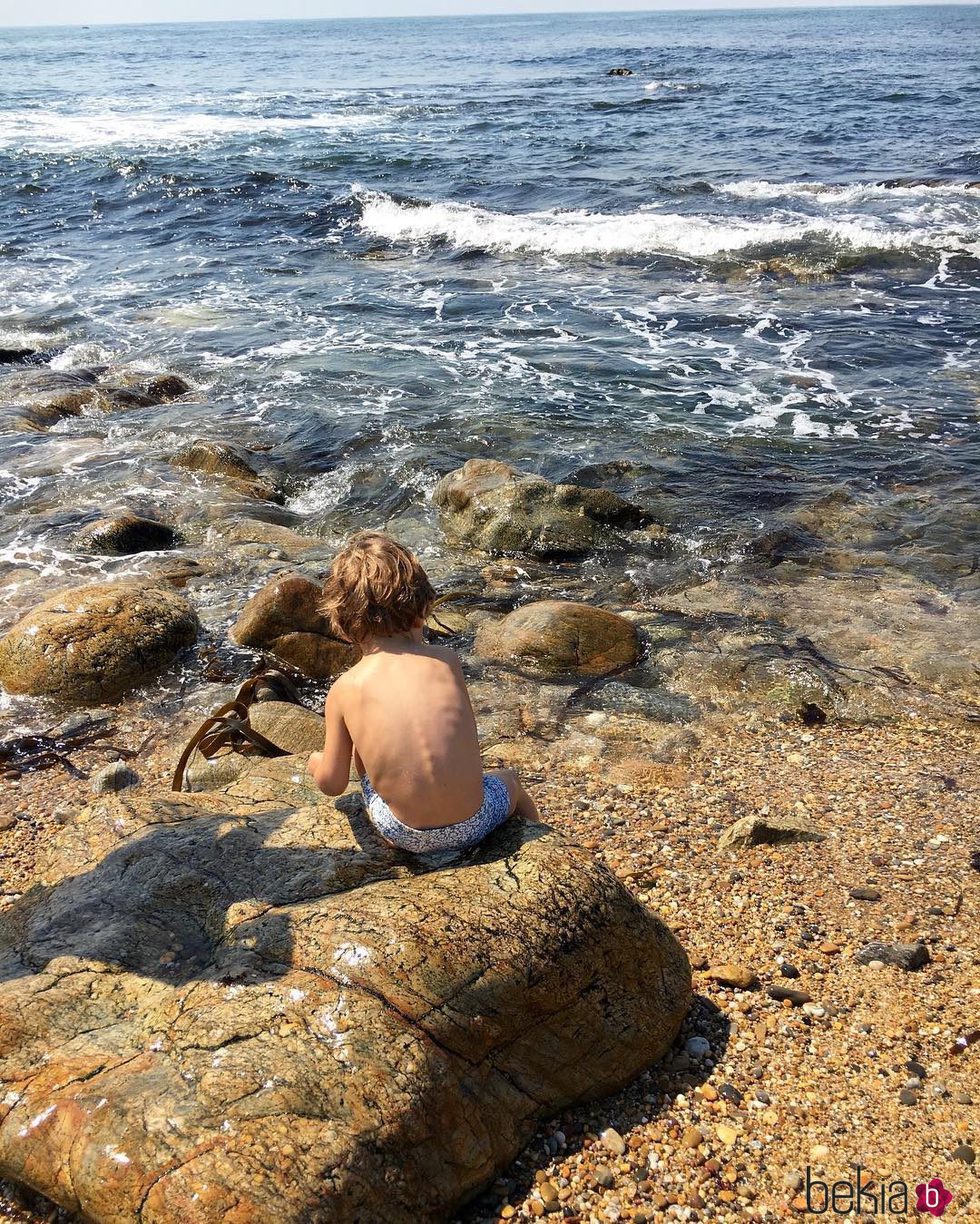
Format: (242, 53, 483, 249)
(718, 813, 826, 851)
(90, 762, 140, 795)
(848, 886, 881, 901)
(951, 1144, 976, 1164)
(766, 985, 812, 1006)
(854, 941, 930, 971)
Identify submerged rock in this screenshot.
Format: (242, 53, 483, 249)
(0, 367, 190, 432)
(90, 761, 140, 794)
(0, 760, 691, 1224)
(0, 370, 99, 431)
(433, 458, 662, 559)
(476, 599, 641, 677)
(230, 573, 357, 678)
(170, 439, 283, 504)
(607, 66, 634, 76)
(75, 512, 181, 555)
(0, 582, 199, 704)
(208, 516, 321, 556)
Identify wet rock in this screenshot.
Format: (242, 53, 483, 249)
(230, 574, 357, 679)
(170, 439, 283, 504)
(0, 348, 44, 365)
(579, 681, 699, 723)
(433, 458, 662, 559)
(114, 371, 191, 402)
(75, 513, 181, 555)
(854, 941, 930, 971)
(0, 368, 191, 431)
(718, 813, 825, 851)
(0, 370, 99, 431)
(90, 761, 140, 794)
(0, 761, 691, 1224)
(0, 582, 199, 704)
(208, 517, 320, 556)
(475, 600, 640, 678)
(607, 66, 634, 75)
(248, 700, 324, 755)
(649, 727, 700, 763)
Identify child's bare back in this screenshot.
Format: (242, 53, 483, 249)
(323, 639, 487, 828)
(307, 531, 538, 852)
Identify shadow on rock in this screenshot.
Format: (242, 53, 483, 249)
(0, 759, 693, 1224)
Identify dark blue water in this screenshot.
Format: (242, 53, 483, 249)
(0, 7, 978, 653)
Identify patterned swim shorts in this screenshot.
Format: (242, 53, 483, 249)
(360, 773, 512, 854)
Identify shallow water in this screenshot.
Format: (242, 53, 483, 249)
(0, 7, 978, 723)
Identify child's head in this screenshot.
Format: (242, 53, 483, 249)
(319, 531, 436, 645)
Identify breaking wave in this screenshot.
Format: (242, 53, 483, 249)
(357, 190, 980, 261)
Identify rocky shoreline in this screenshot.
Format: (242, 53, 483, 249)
(2, 353, 979, 1221)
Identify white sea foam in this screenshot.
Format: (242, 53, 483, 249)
(0, 109, 386, 153)
(358, 191, 980, 260)
(643, 80, 700, 92)
(716, 178, 980, 204)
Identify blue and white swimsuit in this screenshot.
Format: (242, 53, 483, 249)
(360, 773, 512, 853)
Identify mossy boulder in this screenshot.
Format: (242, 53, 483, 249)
(433, 459, 663, 559)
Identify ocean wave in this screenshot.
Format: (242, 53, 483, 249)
(357, 191, 980, 261)
(0, 109, 386, 153)
(715, 178, 980, 204)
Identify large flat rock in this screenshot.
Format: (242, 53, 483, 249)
(0, 760, 691, 1224)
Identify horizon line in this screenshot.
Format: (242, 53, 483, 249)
(2, 0, 978, 30)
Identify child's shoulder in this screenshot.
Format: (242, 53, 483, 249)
(424, 642, 462, 668)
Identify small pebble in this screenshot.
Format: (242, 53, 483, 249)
(685, 1036, 711, 1059)
(600, 1127, 626, 1157)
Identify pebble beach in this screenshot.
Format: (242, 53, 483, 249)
(2, 708, 977, 1222)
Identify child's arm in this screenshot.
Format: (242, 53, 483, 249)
(307, 682, 354, 796)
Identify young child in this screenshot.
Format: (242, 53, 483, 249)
(307, 531, 539, 853)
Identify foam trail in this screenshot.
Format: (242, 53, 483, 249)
(0, 110, 385, 152)
(358, 192, 980, 260)
(716, 179, 980, 204)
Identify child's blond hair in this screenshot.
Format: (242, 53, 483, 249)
(319, 531, 435, 644)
